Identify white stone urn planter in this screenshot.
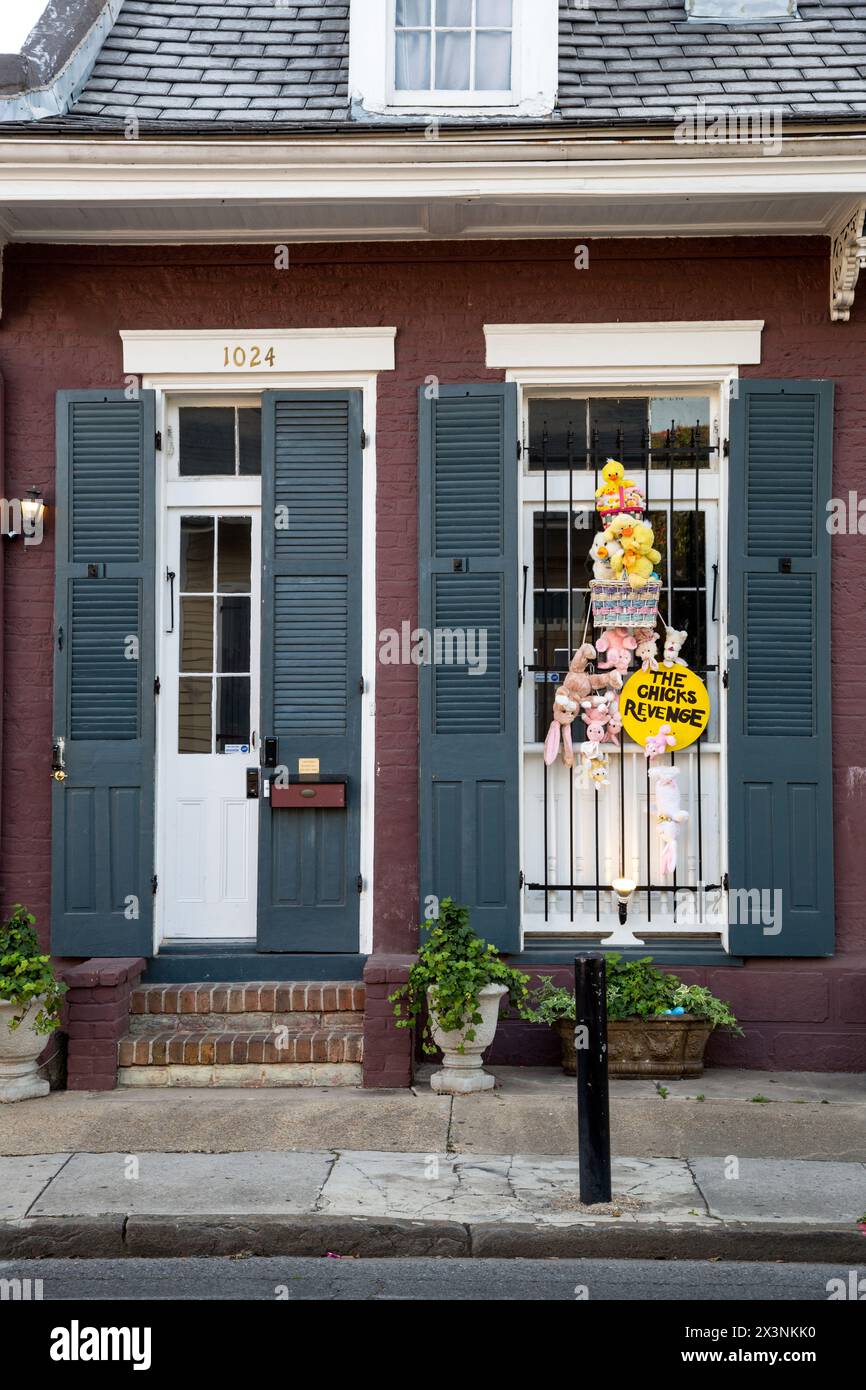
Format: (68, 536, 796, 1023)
(0, 998, 50, 1102)
(428, 983, 508, 1094)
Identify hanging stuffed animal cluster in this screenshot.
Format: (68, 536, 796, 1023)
(541, 457, 695, 876)
(591, 460, 662, 590)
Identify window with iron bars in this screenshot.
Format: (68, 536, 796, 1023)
(521, 392, 725, 941)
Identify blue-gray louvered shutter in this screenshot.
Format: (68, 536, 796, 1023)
(52, 391, 156, 955)
(257, 391, 363, 952)
(419, 383, 520, 951)
(727, 379, 834, 956)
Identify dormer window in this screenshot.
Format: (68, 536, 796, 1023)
(686, 0, 799, 19)
(348, 0, 557, 118)
(394, 1, 514, 98)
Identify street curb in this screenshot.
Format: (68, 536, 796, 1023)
(1, 1216, 864, 1262)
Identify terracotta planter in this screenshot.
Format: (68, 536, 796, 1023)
(0, 997, 50, 1102)
(555, 1014, 713, 1079)
(428, 983, 508, 1094)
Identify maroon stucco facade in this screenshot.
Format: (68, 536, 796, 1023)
(1, 236, 864, 1071)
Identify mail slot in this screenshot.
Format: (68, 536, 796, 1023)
(271, 782, 346, 810)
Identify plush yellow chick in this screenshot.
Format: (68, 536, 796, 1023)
(594, 458, 637, 502)
(602, 512, 640, 544)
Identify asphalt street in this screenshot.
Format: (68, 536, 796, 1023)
(2, 1257, 863, 1301)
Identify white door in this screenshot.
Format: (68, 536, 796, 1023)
(160, 508, 261, 939)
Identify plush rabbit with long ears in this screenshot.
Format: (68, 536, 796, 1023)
(662, 627, 688, 668)
(544, 687, 578, 768)
(648, 765, 689, 876)
(562, 644, 622, 702)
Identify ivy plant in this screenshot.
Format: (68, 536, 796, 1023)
(0, 905, 67, 1035)
(390, 898, 531, 1055)
(525, 955, 741, 1034)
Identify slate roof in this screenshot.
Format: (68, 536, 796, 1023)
(31, 0, 866, 125)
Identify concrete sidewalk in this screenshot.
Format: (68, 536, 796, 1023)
(1, 1148, 864, 1262)
(2, 1068, 864, 1161)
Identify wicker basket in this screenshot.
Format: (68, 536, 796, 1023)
(590, 578, 661, 629)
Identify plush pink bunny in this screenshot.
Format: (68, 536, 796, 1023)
(606, 696, 623, 747)
(595, 627, 637, 674)
(644, 722, 676, 761)
(581, 696, 611, 746)
(544, 687, 578, 768)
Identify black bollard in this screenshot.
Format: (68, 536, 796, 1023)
(574, 954, 611, 1205)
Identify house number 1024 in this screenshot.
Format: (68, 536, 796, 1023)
(223, 345, 276, 368)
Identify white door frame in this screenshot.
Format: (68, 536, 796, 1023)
(145, 370, 380, 957)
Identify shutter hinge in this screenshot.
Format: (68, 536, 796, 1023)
(519, 870, 525, 890)
(155, 431, 162, 452)
(154, 676, 161, 697)
(360, 429, 367, 450)
(517, 667, 523, 688)
(517, 440, 522, 461)
(358, 675, 365, 694)
(151, 874, 158, 895)
(722, 669, 729, 689)
(723, 438, 730, 458)
(722, 872, 729, 893)
(357, 874, 364, 894)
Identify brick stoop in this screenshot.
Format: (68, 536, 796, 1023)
(117, 982, 365, 1088)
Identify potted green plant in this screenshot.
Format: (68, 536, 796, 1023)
(0, 905, 67, 1102)
(390, 898, 531, 1094)
(526, 955, 741, 1079)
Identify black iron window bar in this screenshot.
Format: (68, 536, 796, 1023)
(526, 416, 721, 926)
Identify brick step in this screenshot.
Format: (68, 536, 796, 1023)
(131, 981, 365, 1018)
(129, 1010, 364, 1035)
(119, 1023, 363, 1068)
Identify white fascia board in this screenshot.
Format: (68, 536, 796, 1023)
(121, 327, 397, 375)
(1, 136, 866, 206)
(484, 321, 765, 370)
(348, 0, 557, 119)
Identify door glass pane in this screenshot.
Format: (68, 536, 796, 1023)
(528, 399, 588, 472)
(588, 397, 648, 461)
(396, 0, 430, 22)
(218, 596, 251, 674)
(179, 407, 236, 476)
(180, 597, 213, 673)
(532, 510, 592, 743)
(217, 677, 250, 753)
(238, 409, 262, 476)
(436, 30, 471, 88)
(477, 0, 512, 22)
(179, 517, 214, 592)
(178, 677, 212, 754)
(395, 29, 431, 87)
(217, 517, 252, 593)
(475, 30, 511, 88)
(650, 396, 712, 470)
(439, 0, 472, 22)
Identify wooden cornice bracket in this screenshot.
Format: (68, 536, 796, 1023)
(830, 200, 866, 323)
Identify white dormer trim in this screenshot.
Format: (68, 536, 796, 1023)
(348, 0, 558, 119)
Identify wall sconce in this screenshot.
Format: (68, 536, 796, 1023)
(3, 487, 45, 542)
(20, 487, 44, 538)
(602, 877, 644, 948)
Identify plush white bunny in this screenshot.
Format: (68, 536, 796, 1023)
(648, 765, 689, 875)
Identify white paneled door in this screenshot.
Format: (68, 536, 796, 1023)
(160, 508, 261, 939)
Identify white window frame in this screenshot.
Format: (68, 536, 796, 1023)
(348, 0, 558, 117)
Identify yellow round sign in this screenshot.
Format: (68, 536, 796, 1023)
(620, 666, 710, 752)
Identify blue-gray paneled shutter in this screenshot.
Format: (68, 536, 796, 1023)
(52, 390, 156, 955)
(419, 383, 520, 951)
(727, 380, 834, 956)
(257, 391, 363, 952)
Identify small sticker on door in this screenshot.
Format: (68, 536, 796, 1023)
(225, 744, 250, 755)
(299, 757, 320, 775)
